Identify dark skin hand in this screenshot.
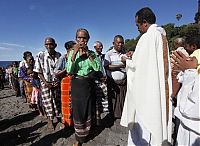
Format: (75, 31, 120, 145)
(121, 51, 134, 64)
(170, 51, 198, 106)
(55, 70, 67, 79)
(121, 56, 128, 64)
(38, 73, 59, 89)
(171, 51, 198, 71)
(126, 51, 134, 58)
(71, 43, 94, 62)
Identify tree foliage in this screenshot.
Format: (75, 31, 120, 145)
(194, 12, 200, 24)
(124, 23, 200, 52)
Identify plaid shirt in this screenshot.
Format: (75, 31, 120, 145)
(33, 50, 61, 82)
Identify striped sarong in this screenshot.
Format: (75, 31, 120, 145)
(41, 82, 60, 120)
(61, 75, 73, 127)
(95, 80, 109, 113)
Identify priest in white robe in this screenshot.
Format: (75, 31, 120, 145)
(120, 7, 172, 146)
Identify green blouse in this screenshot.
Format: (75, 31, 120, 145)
(66, 50, 101, 76)
(12, 67, 19, 76)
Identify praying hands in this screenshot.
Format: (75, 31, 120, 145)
(171, 51, 198, 71)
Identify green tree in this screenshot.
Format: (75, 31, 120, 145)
(124, 38, 137, 51)
(194, 12, 200, 24)
(124, 23, 200, 53)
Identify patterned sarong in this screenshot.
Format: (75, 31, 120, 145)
(41, 82, 60, 120)
(95, 80, 109, 113)
(71, 77, 96, 143)
(61, 75, 73, 126)
(24, 80, 33, 103)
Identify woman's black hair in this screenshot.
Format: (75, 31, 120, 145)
(64, 41, 76, 50)
(23, 51, 32, 60)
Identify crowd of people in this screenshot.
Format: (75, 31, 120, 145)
(0, 7, 199, 146)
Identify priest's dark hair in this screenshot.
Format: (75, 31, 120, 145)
(135, 7, 156, 24)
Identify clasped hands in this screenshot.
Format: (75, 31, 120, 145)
(73, 43, 90, 57)
(44, 81, 59, 89)
(170, 51, 198, 72)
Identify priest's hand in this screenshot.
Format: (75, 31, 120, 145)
(121, 56, 128, 64)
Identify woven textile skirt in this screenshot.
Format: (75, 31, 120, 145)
(61, 75, 73, 127)
(71, 77, 96, 143)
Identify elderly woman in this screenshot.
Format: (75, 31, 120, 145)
(66, 28, 101, 146)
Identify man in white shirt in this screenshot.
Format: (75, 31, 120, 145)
(104, 35, 127, 119)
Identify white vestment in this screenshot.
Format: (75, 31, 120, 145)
(174, 69, 200, 146)
(120, 24, 172, 145)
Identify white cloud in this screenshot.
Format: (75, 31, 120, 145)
(0, 42, 25, 51)
(0, 42, 25, 48)
(0, 46, 11, 50)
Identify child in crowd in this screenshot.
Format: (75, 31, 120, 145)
(31, 72, 44, 116)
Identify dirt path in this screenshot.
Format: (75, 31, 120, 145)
(0, 86, 128, 146)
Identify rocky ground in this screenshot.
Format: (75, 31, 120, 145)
(0, 85, 128, 146)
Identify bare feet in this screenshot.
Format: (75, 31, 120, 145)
(54, 117, 58, 123)
(39, 112, 43, 117)
(48, 120, 54, 130)
(61, 123, 65, 129)
(72, 141, 82, 146)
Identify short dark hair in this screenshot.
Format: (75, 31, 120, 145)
(76, 28, 90, 40)
(135, 7, 156, 24)
(185, 35, 200, 48)
(64, 41, 76, 50)
(44, 37, 56, 44)
(23, 51, 32, 60)
(114, 35, 124, 42)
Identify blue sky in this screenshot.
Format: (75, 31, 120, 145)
(0, 0, 198, 61)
